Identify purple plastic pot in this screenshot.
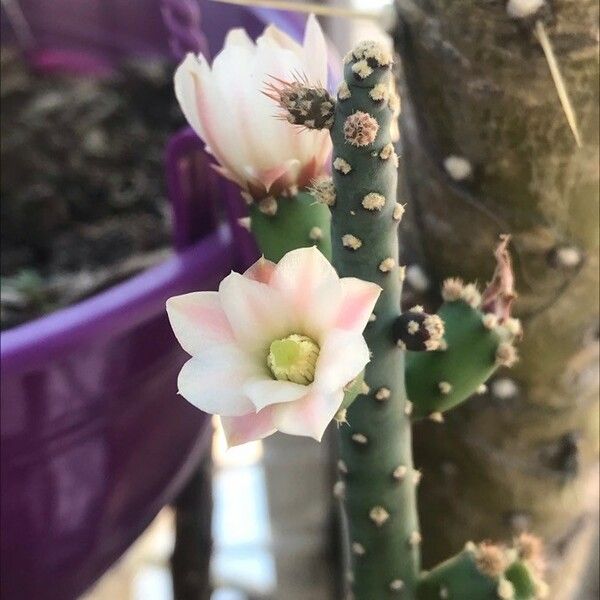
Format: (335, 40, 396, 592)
(0, 0, 305, 74)
(0, 6, 304, 597)
(0, 130, 251, 600)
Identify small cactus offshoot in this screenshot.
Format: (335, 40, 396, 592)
(406, 237, 521, 420)
(417, 535, 548, 600)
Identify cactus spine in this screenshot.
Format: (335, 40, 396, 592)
(328, 43, 420, 598)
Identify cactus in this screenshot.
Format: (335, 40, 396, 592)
(329, 42, 421, 598)
(404, 238, 521, 420)
(246, 190, 332, 262)
(268, 38, 543, 600)
(417, 535, 548, 600)
(404, 298, 517, 420)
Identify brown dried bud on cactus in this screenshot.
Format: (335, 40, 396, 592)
(344, 111, 379, 147)
(392, 311, 445, 351)
(482, 234, 517, 323)
(264, 78, 335, 130)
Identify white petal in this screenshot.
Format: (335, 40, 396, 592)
(174, 20, 331, 195)
(335, 278, 382, 333)
(220, 408, 277, 447)
(274, 389, 343, 441)
(174, 53, 247, 187)
(244, 256, 276, 284)
(177, 347, 257, 416)
(271, 247, 342, 339)
(260, 24, 302, 55)
(174, 54, 209, 139)
(166, 292, 234, 356)
(313, 330, 370, 394)
(243, 378, 308, 411)
(302, 15, 328, 86)
(244, 159, 302, 193)
(219, 272, 293, 351)
(250, 43, 306, 168)
(212, 31, 257, 156)
(222, 28, 255, 50)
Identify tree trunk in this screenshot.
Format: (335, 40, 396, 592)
(393, 1, 599, 598)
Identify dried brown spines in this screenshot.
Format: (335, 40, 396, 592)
(481, 235, 516, 321)
(309, 176, 336, 206)
(344, 111, 379, 147)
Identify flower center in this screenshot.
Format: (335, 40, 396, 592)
(267, 334, 319, 385)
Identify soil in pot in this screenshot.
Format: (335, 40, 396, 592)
(0, 48, 186, 330)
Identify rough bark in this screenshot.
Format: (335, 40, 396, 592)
(393, 1, 599, 598)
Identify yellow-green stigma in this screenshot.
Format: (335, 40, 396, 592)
(267, 334, 320, 385)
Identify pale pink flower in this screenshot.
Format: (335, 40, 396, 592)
(167, 247, 380, 446)
(174, 16, 332, 200)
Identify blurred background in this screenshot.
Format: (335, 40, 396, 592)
(1, 1, 598, 599)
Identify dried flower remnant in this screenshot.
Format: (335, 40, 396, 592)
(344, 111, 379, 147)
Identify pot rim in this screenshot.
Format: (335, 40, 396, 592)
(0, 225, 235, 371)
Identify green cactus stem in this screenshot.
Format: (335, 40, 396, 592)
(504, 561, 539, 600)
(323, 41, 420, 598)
(405, 238, 520, 420)
(417, 535, 547, 600)
(405, 297, 519, 420)
(246, 190, 332, 262)
(268, 40, 527, 600)
(416, 546, 500, 600)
